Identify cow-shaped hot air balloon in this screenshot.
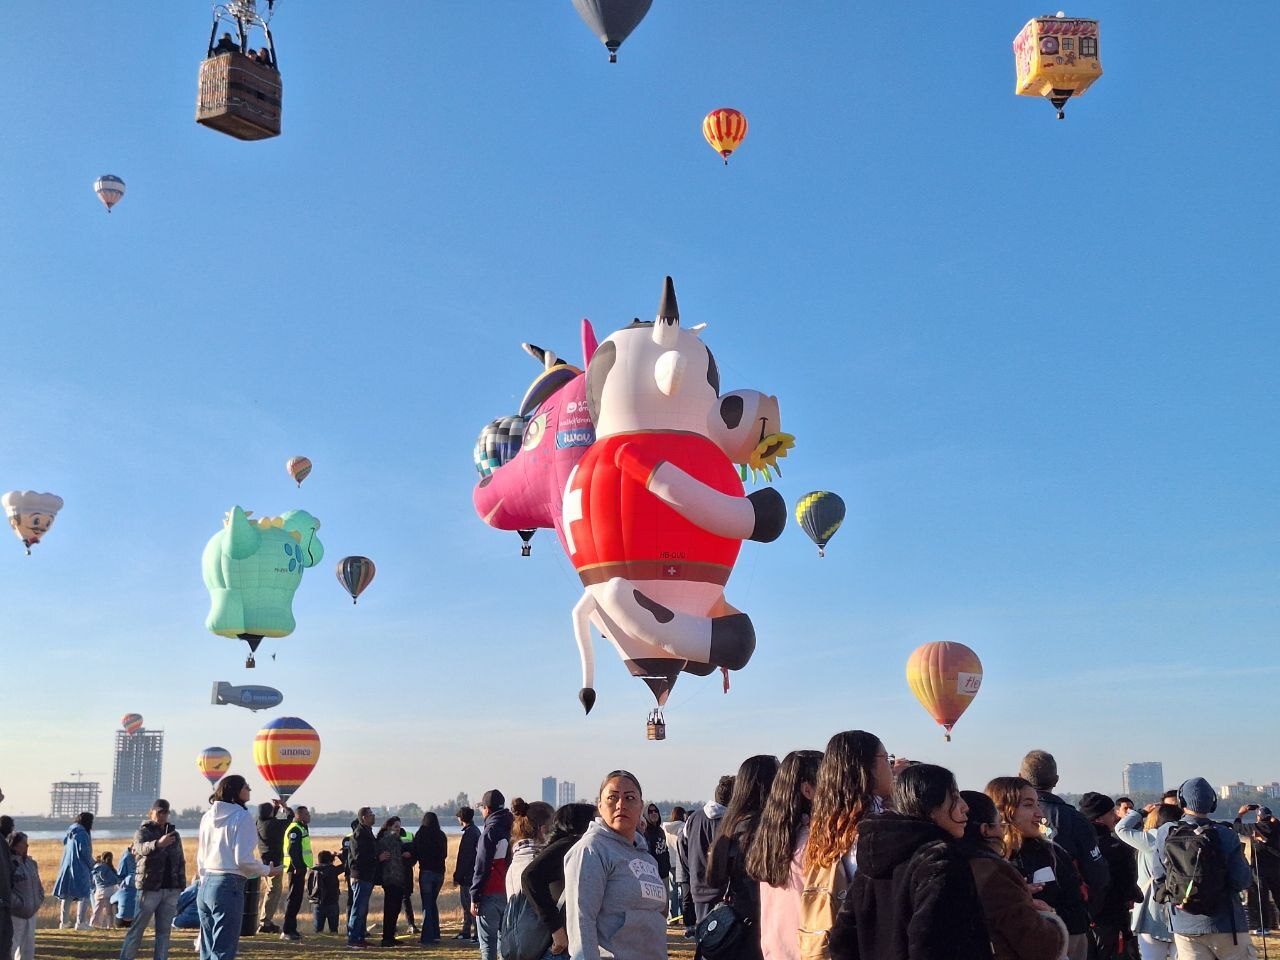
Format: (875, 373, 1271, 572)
(472, 321, 599, 555)
(564, 276, 789, 735)
(202, 507, 323, 667)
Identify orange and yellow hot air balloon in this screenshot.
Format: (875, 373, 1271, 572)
(254, 717, 320, 804)
(702, 108, 747, 165)
(905, 641, 983, 741)
(197, 747, 232, 788)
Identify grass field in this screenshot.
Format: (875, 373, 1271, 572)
(23, 834, 699, 958)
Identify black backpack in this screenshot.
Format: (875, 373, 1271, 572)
(1157, 821, 1228, 915)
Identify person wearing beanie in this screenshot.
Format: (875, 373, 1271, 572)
(470, 789, 513, 960)
(1019, 750, 1109, 921)
(1078, 793, 1139, 960)
(1152, 777, 1255, 958)
(1234, 803, 1280, 933)
(253, 799, 293, 934)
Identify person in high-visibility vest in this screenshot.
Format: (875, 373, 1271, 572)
(280, 807, 312, 942)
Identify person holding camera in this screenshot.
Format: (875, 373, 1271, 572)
(120, 799, 186, 960)
(1236, 804, 1280, 933)
(254, 799, 293, 934)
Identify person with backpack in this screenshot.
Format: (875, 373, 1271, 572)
(523, 803, 597, 958)
(1152, 778, 1256, 960)
(1115, 802, 1182, 960)
(745, 749, 823, 960)
(1078, 793, 1140, 960)
(705, 755, 780, 960)
(1019, 751, 1110, 916)
(686, 775, 735, 923)
(799, 730, 893, 959)
(986, 777, 1091, 960)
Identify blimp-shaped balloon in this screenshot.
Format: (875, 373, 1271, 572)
(211, 681, 284, 712)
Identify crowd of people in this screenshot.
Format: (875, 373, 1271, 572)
(0, 738, 1277, 960)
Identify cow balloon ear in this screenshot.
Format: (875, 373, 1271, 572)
(586, 340, 616, 424)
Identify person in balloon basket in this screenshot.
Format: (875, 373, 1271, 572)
(453, 806, 480, 942)
(280, 805, 312, 942)
(306, 850, 342, 934)
(345, 807, 378, 948)
(254, 799, 293, 934)
(470, 790, 514, 960)
(196, 775, 280, 960)
(120, 798, 187, 960)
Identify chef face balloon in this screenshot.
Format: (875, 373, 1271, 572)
(2, 490, 64, 552)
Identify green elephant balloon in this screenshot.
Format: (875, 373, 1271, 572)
(202, 506, 324, 667)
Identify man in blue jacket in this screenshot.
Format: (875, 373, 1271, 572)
(469, 790, 513, 960)
(1153, 777, 1256, 960)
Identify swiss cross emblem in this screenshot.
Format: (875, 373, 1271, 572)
(665, 566, 679, 577)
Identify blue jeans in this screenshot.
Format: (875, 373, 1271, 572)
(346, 880, 373, 945)
(197, 873, 245, 960)
(476, 892, 506, 960)
(119, 889, 180, 960)
(418, 870, 444, 943)
(668, 877, 681, 919)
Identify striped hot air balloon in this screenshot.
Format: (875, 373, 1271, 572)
(473, 415, 528, 478)
(254, 717, 320, 805)
(336, 556, 376, 604)
(121, 713, 144, 735)
(94, 175, 126, 212)
(197, 747, 232, 788)
(795, 491, 845, 557)
(702, 108, 748, 165)
(286, 456, 312, 487)
(905, 641, 983, 741)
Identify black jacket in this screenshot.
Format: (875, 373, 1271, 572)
(454, 823, 480, 885)
(347, 823, 377, 883)
(1093, 825, 1140, 927)
(306, 863, 341, 906)
(256, 812, 293, 865)
(133, 820, 187, 891)
(1038, 791, 1108, 911)
(832, 812, 990, 960)
(413, 826, 448, 875)
(706, 816, 763, 960)
(522, 833, 582, 931)
(1010, 836, 1090, 935)
(685, 805, 727, 905)
(643, 823, 671, 880)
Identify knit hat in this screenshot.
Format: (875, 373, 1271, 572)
(1078, 792, 1115, 821)
(481, 789, 505, 810)
(1178, 777, 1218, 814)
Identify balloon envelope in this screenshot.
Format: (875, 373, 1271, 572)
(336, 556, 375, 603)
(795, 491, 845, 556)
(254, 717, 320, 804)
(571, 0, 653, 61)
(286, 457, 312, 486)
(905, 641, 983, 740)
(121, 713, 144, 734)
(702, 108, 748, 162)
(197, 747, 232, 787)
(94, 174, 125, 212)
(474, 416, 528, 478)
(3, 490, 64, 552)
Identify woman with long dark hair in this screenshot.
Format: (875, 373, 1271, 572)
(705, 754, 780, 960)
(746, 749, 822, 960)
(413, 812, 448, 945)
(375, 815, 408, 946)
(196, 775, 277, 960)
(800, 730, 892, 956)
(834, 764, 988, 960)
(523, 803, 597, 957)
(959, 790, 1068, 960)
(986, 776, 1090, 960)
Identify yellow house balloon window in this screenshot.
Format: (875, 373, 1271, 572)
(1013, 13, 1102, 119)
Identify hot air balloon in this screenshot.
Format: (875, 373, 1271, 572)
(121, 713, 144, 735)
(94, 175, 125, 213)
(905, 641, 983, 741)
(702, 108, 747, 165)
(2, 491, 64, 554)
(335, 556, 375, 604)
(517, 529, 537, 557)
(198, 747, 233, 788)
(1013, 13, 1102, 119)
(203, 507, 324, 667)
(212, 680, 285, 712)
(196, 0, 283, 140)
(474, 416, 528, 478)
(795, 491, 845, 558)
(254, 716, 320, 805)
(286, 456, 312, 487)
(571, 0, 653, 62)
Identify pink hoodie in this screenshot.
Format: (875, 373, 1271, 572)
(758, 824, 808, 960)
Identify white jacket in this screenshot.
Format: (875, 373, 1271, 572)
(197, 802, 271, 879)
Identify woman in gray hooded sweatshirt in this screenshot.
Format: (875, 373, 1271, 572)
(565, 770, 668, 960)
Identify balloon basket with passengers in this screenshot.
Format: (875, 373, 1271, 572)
(196, 0, 283, 141)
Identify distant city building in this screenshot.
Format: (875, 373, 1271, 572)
(557, 780, 576, 806)
(112, 721, 164, 817)
(1121, 762, 1164, 797)
(541, 776, 558, 806)
(50, 781, 101, 819)
(1220, 781, 1258, 801)
(1262, 782, 1280, 798)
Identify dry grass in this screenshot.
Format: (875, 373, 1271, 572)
(25, 834, 699, 958)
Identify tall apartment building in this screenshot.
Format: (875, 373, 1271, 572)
(542, 776, 558, 806)
(50, 780, 101, 818)
(557, 780, 576, 806)
(1121, 762, 1163, 797)
(112, 722, 164, 817)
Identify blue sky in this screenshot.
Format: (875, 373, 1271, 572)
(1, 1, 1276, 816)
